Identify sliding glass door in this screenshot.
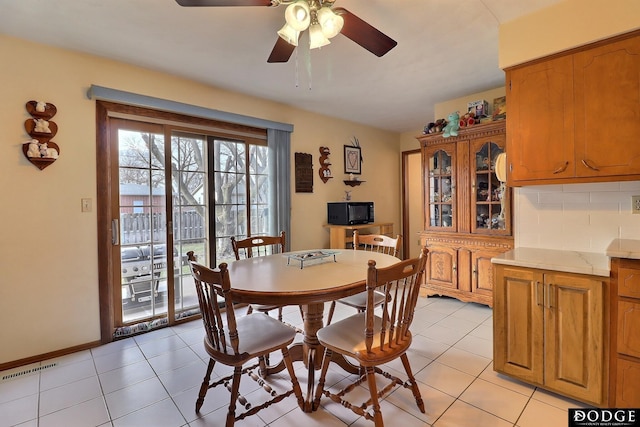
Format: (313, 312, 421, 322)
(99, 104, 271, 338)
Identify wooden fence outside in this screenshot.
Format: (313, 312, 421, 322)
(121, 211, 204, 244)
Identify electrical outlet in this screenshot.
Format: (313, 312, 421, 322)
(633, 196, 640, 214)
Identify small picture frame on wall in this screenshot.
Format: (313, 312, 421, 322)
(344, 145, 361, 174)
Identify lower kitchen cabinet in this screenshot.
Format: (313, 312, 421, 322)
(493, 265, 608, 406)
(610, 258, 640, 407)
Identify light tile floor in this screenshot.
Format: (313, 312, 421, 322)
(0, 296, 590, 427)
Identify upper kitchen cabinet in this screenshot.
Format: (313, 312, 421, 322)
(506, 30, 640, 186)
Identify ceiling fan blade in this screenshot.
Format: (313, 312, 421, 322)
(267, 37, 296, 63)
(333, 7, 397, 57)
(175, 0, 273, 6)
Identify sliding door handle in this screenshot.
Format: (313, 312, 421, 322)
(112, 219, 120, 245)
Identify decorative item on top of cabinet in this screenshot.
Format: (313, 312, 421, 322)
(442, 111, 460, 138)
(417, 121, 513, 306)
(318, 146, 332, 183)
(22, 100, 60, 170)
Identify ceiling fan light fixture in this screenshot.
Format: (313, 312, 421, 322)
(309, 23, 330, 49)
(284, 0, 311, 32)
(277, 23, 299, 46)
(317, 7, 343, 39)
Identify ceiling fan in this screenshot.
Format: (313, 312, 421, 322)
(175, 0, 397, 63)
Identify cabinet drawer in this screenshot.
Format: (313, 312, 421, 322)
(618, 300, 640, 358)
(618, 268, 640, 298)
(616, 358, 640, 407)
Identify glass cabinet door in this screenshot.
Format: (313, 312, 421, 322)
(472, 139, 509, 234)
(426, 147, 455, 230)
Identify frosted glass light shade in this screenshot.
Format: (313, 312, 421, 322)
(284, 1, 310, 32)
(317, 7, 344, 39)
(277, 23, 299, 46)
(309, 23, 330, 49)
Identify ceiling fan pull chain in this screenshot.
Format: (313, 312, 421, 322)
(306, 45, 312, 91)
(308, 55, 312, 91)
(295, 48, 299, 88)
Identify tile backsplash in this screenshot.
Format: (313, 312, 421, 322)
(514, 181, 640, 253)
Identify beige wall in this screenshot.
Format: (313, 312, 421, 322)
(500, 0, 640, 68)
(0, 34, 400, 365)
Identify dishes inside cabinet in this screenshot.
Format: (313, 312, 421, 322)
(25, 101, 57, 120)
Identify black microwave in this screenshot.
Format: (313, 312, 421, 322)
(327, 202, 374, 225)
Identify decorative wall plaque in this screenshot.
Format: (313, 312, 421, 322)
(294, 152, 313, 193)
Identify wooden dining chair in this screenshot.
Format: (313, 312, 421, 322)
(325, 230, 402, 325)
(231, 231, 287, 321)
(313, 247, 429, 427)
(186, 251, 303, 426)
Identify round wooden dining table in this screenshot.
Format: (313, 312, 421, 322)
(226, 249, 400, 412)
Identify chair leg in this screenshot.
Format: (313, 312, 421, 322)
(281, 346, 304, 408)
(277, 306, 283, 322)
(365, 365, 384, 427)
(226, 366, 242, 427)
(196, 358, 216, 412)
(258, 355, 269, 378)
(246, 305, 254, 315)
(326, 301, 336, 326)
(312, 348, 333, 410)
(400, 353, 425, 413)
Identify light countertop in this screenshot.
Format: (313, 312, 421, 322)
(605, 238, 640, 260)
(491, 247, 610, 277)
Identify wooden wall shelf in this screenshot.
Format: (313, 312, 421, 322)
(23, 100, 60, 170)
(344, 180, 364, 187)
(319, 146, 332, 183)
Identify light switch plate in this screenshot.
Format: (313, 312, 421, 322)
(81, 198, 92, 213)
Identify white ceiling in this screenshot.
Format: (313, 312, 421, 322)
(0, 0, 562, 133)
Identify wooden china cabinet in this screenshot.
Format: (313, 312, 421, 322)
(417, 121, 513, 306)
